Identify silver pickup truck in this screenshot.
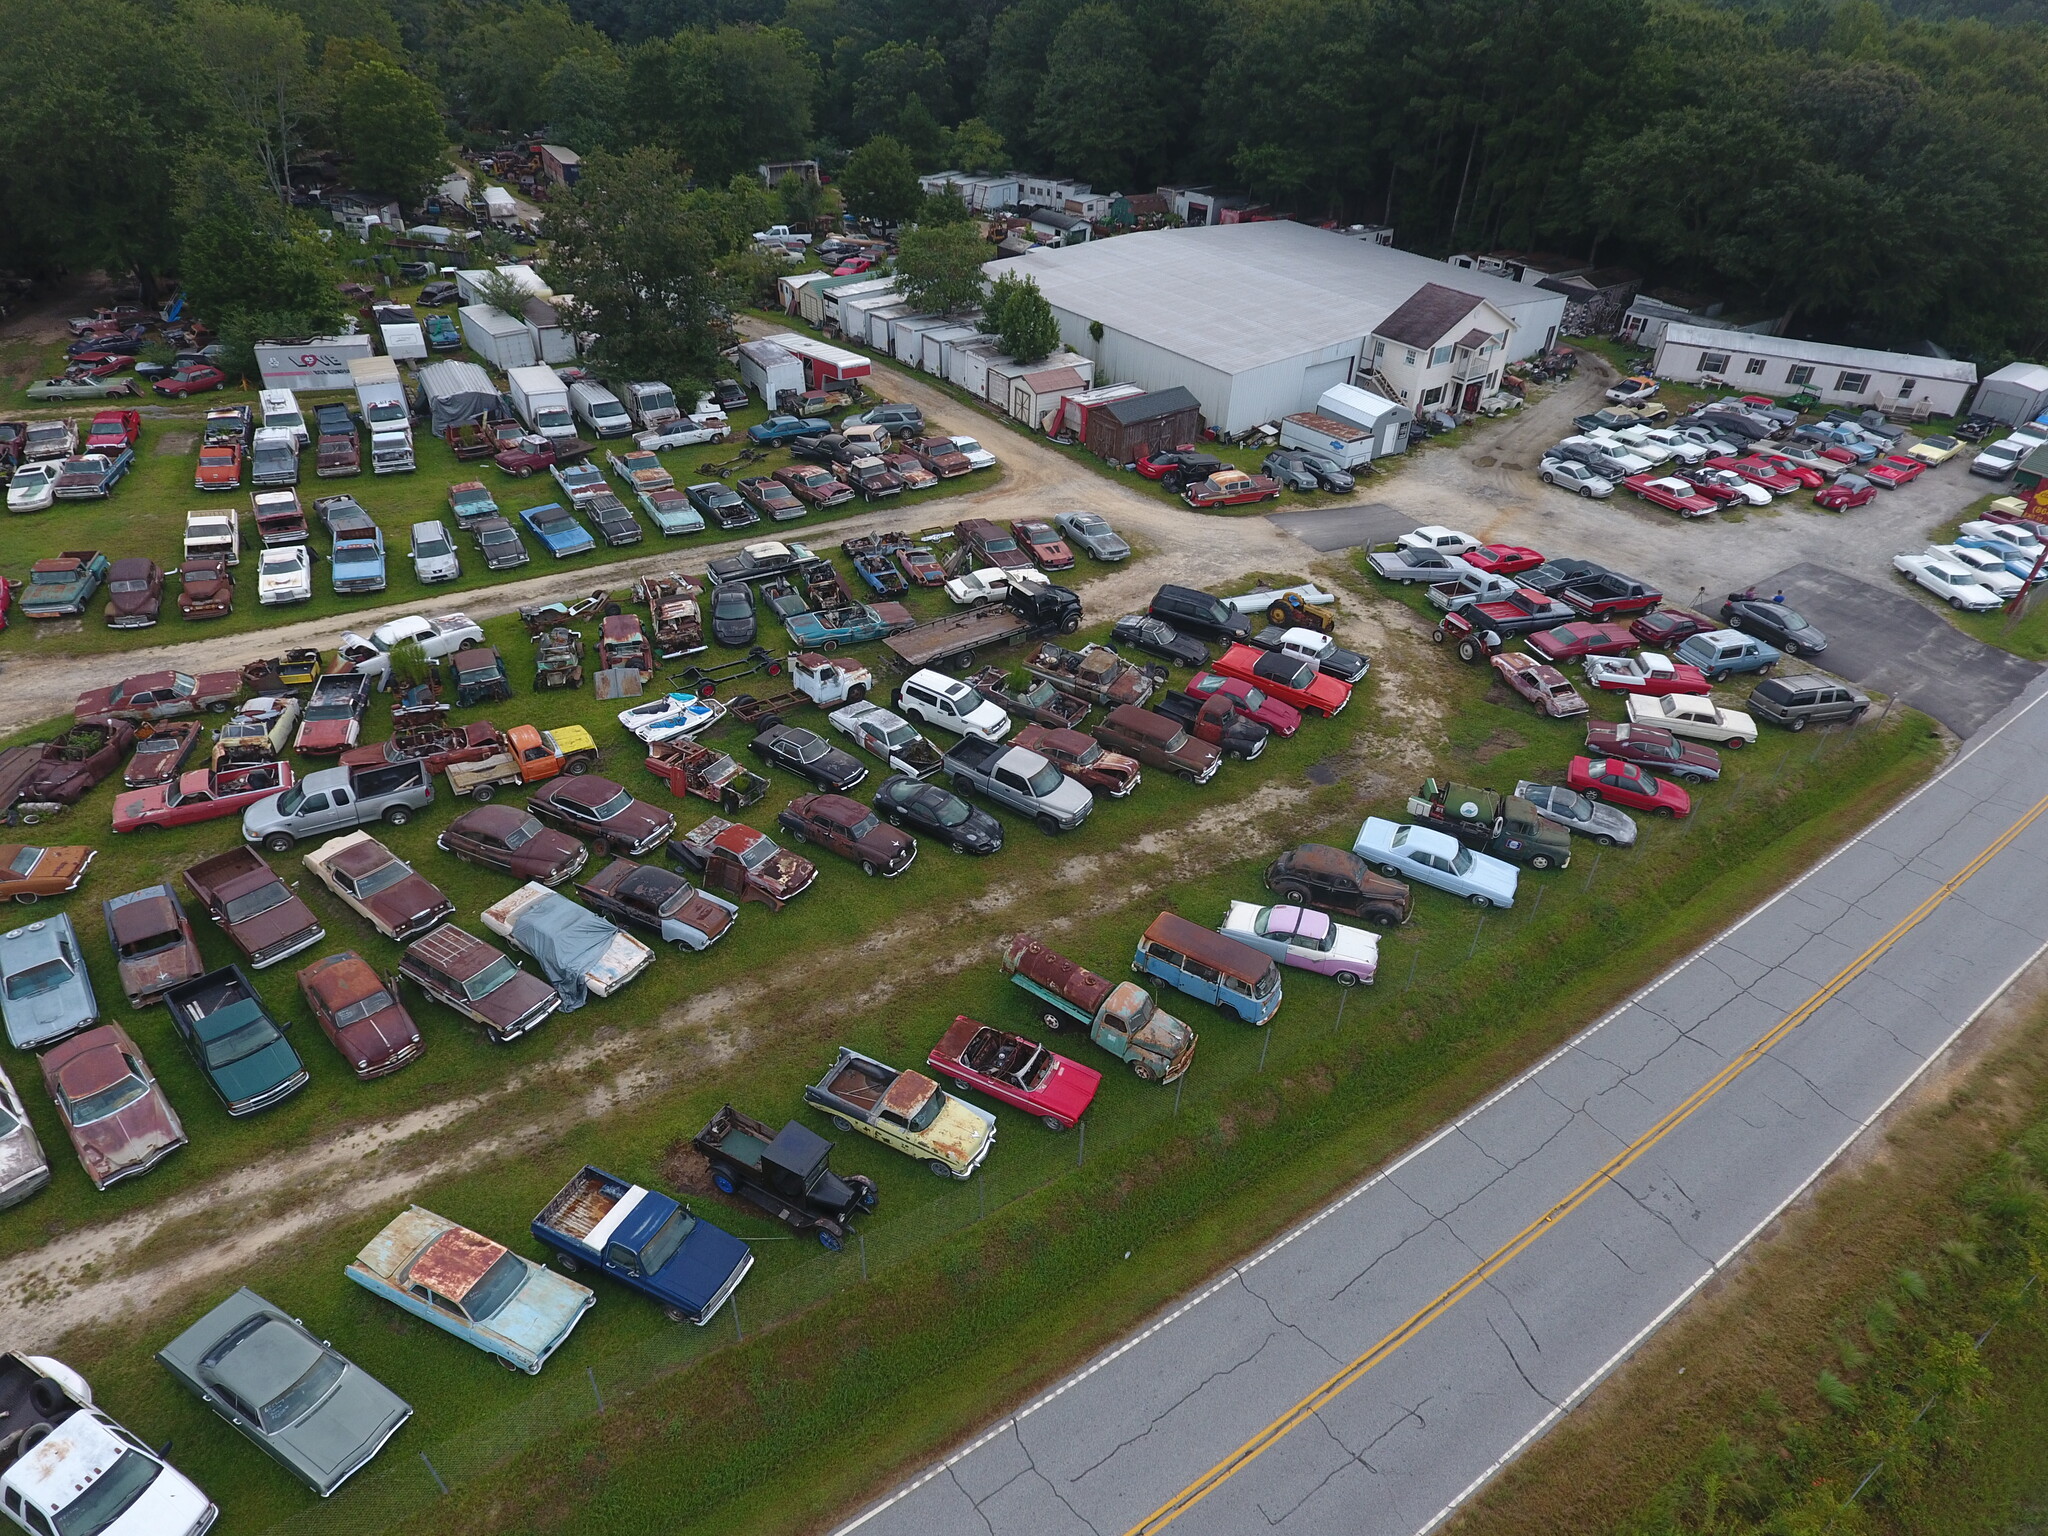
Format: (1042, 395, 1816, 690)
(242, 759, 434, 850)
(941, 735, 1094, 834)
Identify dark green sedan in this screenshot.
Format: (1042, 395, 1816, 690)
(157, 1287, 411, 1495)
(162, 967, 309, 1116)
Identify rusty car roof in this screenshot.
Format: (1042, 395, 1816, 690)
(878, 1068, 940, 1120)
(407, 1222, 510, 1301)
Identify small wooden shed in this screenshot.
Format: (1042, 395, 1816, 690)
(1083, 387, 1202, 464)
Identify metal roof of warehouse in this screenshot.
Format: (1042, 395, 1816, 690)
(991, 221, 1554, 376)
(1659, 323, 1977, 383)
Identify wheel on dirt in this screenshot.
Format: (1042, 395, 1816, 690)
(711, 1165, 737, 1194)
(1790, 715, 1808, 732)
(564, 757, 592, 775)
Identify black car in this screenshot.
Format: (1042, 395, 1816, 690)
(710, 582, 757, 646)
(1111, 614, 1210, 670)
(1147, 584, 1252, 644)
(1720, 594, 1828, 656)
(687, 481, 756, 531)
(710, 379, 749, 411)
(1264, 844, 1413, 926)
(749, 724, 867, 791)
(584, 492, 643, 547)
(417, 281, 460, 306)
(398, 261, 436, 280)
(1955, 414, 2000, 443)
(872, 774, 1003, 855)
(1519, 557, 1611, 597)
(471, 516, 529, 569)
(1141, 448, 1225, 489)
(1264, 448, 1355, 493)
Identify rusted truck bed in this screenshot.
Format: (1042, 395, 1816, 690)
(536, 1169, 625, 1240)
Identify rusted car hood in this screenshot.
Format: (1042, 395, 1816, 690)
(921, 1096, 997, 1169)
(115, 938, 204, 1004)
(673, 892, 736, 944)
(755, 849, 817, 898)
(365, 872, 455, 936)
(338, 999, 421, 1067)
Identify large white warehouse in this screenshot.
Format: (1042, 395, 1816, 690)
(988, 221, 1567, 435)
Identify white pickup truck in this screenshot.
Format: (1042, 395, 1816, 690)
(183, 507, 240, 567)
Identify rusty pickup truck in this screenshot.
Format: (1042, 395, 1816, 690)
(1002, 934, 1196, 1082)
(802, 1047, 997, 1178)
(183, 847, 324, 969)
(1023, 641, 1157, 709)
(644, 739, 770, 812)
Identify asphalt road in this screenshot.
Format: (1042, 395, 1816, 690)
(1269, 503, 1415, 553)
(832, 672, 2048, 1536)
(1767, 561, 2042, 738)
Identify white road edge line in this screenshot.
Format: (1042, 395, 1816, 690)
(829, 676, 2048, 1536)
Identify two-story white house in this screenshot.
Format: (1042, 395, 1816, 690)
(1366, 283, 1516, 418)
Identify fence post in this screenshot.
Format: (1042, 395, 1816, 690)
(1583, 848, 1603, 891)
(420, 1453, 449, 1496)
(1333, 987, 1349, 1035)
(858, 1229, 868, 1282)
(1523, 885, 1546, 927)
(1466, 911, 1487, 959)
(977, 1176, 986, 1221)
(1404, 946, 1420, 993)
(732, 1294, 742, 1342)
(1173, 1072, 1184, 1115)
(588, 1366, 604, 1414)
(1258, 1015, 1275, 1072)
(1076, 1119, 1085, 1166)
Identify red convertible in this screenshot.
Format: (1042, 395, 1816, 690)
(1186, 671, 1303, 736)
(1622, 475, 1718, 517)
(1524, 622, 1638, 664)
(1461, 543, 1544, 577)
(1568, 754, 1691, 818)
(927, 1016, 1100, 1131)
(75, 668, 241, 724)
(1209, 643, 1350, 717)
(1864, 454, 1926, 488)
(1708, 455, 1800, 495)
(1583, 652, 1711, 696)
(1754, 451, 1826, 489)
(113, 760, 294, 832)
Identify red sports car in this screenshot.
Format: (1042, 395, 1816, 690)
(1461, 543, 1544, 577)
(927, 1016, 1101, 1131)
(1815, 474, 1877, 510)
(1865, 454, 1925, 488)
(112, 761, 294, 833)
(1209, 643, 1350, 717)
(1710, 455, 1800, 495)
(1524, 622, 1638, 663)
(1567, 755, 1692, 818)
(1629, 608, 1715, 648)
(1133, 447, 1224, 482)
(1754, 451, 1825, 489)
(1186, 671, 1303, 736)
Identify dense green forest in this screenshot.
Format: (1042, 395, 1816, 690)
(4, 0, 2047, 360)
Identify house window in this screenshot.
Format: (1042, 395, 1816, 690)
(1836, 371, 1870, 393)
(1373, 339, 1385, 360)
(1698, 352, 1730, 374)
(1786, 365, 1814, 387)
(1421, 385, 1446, 407)
(1404, 349, 1417, 366)
(1430, 345, 1453, 366)
(1897, 377, 1917, 396)
(1744, 357, 1766, 376)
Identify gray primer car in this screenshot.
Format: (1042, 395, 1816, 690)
(1365, 544, 1472, 585)
(1513, 781, 1638, 848)
(1054, 510, 1130, 561)
(157, 1286, 412, 1496)
(1, 914, 99, 1050)
(0, 1064, 50, 1207)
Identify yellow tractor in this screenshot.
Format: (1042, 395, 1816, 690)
(1266, 592, 1338, 633)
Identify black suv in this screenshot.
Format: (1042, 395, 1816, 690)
(1148, 584, 1251, 644)
(1262, 448, 1355, 493)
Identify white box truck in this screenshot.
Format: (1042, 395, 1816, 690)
(1278, 412, 1374, 468)
(569, 378, 632, 439)
(508, 366, 577, 441)
(736, 339, 804, 407)
(351, 356, 416, 474)
(623, 380, 681, 432)
(459, 305, 539, 370)
(184, 506, 242, 566)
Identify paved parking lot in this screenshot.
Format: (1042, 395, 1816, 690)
(1768, 562, 2042, 737)
(1269, 502, 1414, 552)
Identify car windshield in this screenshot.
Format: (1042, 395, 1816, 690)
(463, 956, 518, 1000)
(462, 1251, 529, 1320)
(333, 990, 395, 1028)
(261, 552, 302, 573)
(0, 1099, 17, 1138)
(63, 1071, 148, 1125)
(273, 784, 308, 816)
(222, 881, 290, 923)
(5, 956, 75, 1000)
(353, 860, 411, 897)
(586, 789, 633, 818)
(637, 1208, 695, 1272)
(109, 579, 149, 594)
(52, 1448, 161, 1536)
(204, 1016, 280, 1068)
(418, 539, 450, 559)
(1024, 762, 1066, 798)
(737, 837, 780, 869)
(930, 796, 970, 828)
(257, 1345, 347, 1431)
(1551, 789, 1590, 817)
(847, 813, 882, 838)
(1451, 848, 1476, 875)
(500, 817, 542, 850)
(7, 848, 42, 876)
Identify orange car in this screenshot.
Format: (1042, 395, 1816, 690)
(0, 845, 96, 904)
(194, 442, 243, 491)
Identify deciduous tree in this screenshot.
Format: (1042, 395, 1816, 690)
(980, 271, 1061, 362)
(895, 219, 988, 314)
(334, 60, 447, 197)
(838, 134, 921, 226)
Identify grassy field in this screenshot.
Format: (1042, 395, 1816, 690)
(0, 359, 1008, 659)
(0, 525, 1951, 1534)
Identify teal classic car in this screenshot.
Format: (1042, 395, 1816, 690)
(21, 550, 110, 619)
(162, 967, 309, 1116)
(156, 1287, 412, 1496)
(346, 1205, 595, 1373)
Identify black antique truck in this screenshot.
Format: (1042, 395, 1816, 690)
(692, 1104, 877, 1249)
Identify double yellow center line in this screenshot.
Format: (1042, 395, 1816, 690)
(1125, 788, 2048, 1534)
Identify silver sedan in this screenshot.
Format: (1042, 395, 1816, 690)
(1513, 781, 1638, 848)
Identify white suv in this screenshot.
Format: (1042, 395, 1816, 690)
(896, 669, 1011, 741)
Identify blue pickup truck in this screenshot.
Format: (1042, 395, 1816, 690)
(530, 1165, 753, 1325)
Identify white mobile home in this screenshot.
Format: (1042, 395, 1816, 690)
(920, 324, 981, 375)
(1652, 324, 1976, 415)
(1970, 362, 2048, 427)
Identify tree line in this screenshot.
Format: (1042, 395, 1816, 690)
(7, 0, 2048, 373)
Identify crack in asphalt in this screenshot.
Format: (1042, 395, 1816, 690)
(1238, 1265, 1346, 1367)
(1600, 1238, 1642, 1274)
(1015, 1421, 1104, 1536)
(1256, 1411, 1368, 1527)
(1485, 1275, 1544, 1356)
(948, 1464, 999, 1536)
(1609, 1172, 1716, 1265)
(1487, 1315, 1559, 1408)
(1066, 1326, 1282, 1486)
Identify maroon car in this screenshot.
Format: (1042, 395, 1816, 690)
(1585, 722, 1722, 785)
(182, 847, 324, 969)
(298, 951, 423, 1079)
(102, 558, 164, 628)
(306, 833, 454, 942)
(776, 793, 917, 877)
(123, 724, 201, 788)
(21, 718, 135, 805)
(152, 364, 228, 397)
(956, 517, 1032, 571)
(907, 437, 971, 477)
(399, 925, 561, 1043)
(1523, 623, 1639, 664)
(74, 668, 241, 724)
(437, 804, 588, 885)
(1014, 725, 1143, 798)
(341, 721, 503, 778)
(574, 858, 739, 949)
(41, 1023, 187, 1189)
(528, 775, 675, 855)
(494, 435, 560, 478)
(176, 556, 234, 620)
(737, 476, 804, 519)
(101, 884, 206, 1006)
(1629, 609, 1716, 647)
(773, 464, 854, 508)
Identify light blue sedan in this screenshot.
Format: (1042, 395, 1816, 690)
(1, 914, 100, 1050)
(518, 501, 597, 558)
(1351, 818, 1519, 909)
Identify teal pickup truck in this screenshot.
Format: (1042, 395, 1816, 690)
(21, 550, 109, 619)
(1001, 933, 1197, 1083)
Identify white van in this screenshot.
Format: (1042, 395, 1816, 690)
(259, 388, 308, 449)
(569, 379, 632, 439)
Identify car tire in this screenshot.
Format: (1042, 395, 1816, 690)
(1529, 853, 1553, 871)
(564, 758, 592, 776)
(384, 806, 413, 827)
(1579, 485, 1594, 497)
(1594, 833, 1616, 847)
(1724, 736, 1745, 749)
(206, 700, 230, 714)
(1709, 668, 1729, 683)
(1582, 788, 1602, 802)
(1656, 806, 1677, 818)
(1469, 893, 1493, 908)
(827, 1114, 852, 1132)
(1849, 707, 1868, 723)
(1783, 640, 1801, 656)
(470, 783, 496, 802)
(264, 832, 295, 853)
(711, 1166, 737, 1195)
(1790, 716, 1808, 732)
(818, 1227, 844, 1251)
(860, 859, 878, 877)
(11, 893, 35, 906)
(1279, 885, 1310, 904)
(1378, 862, 1402, 879)
(556, 1253, 579, 1272)
(1458, 638, 1483, 663)
(1336, 970, 1361, 988)
(1036, 814, 1060, 835)
(927, 1160, 954, 1178)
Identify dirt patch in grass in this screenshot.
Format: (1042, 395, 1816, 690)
(153, 430, 195, 455)
(1472, 724, 1525, 762)
(660, 1140, 714, 1194)
(1448, 960, 2048, 1536)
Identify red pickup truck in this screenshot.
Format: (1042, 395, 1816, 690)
(1559, 571, 1662, 620)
